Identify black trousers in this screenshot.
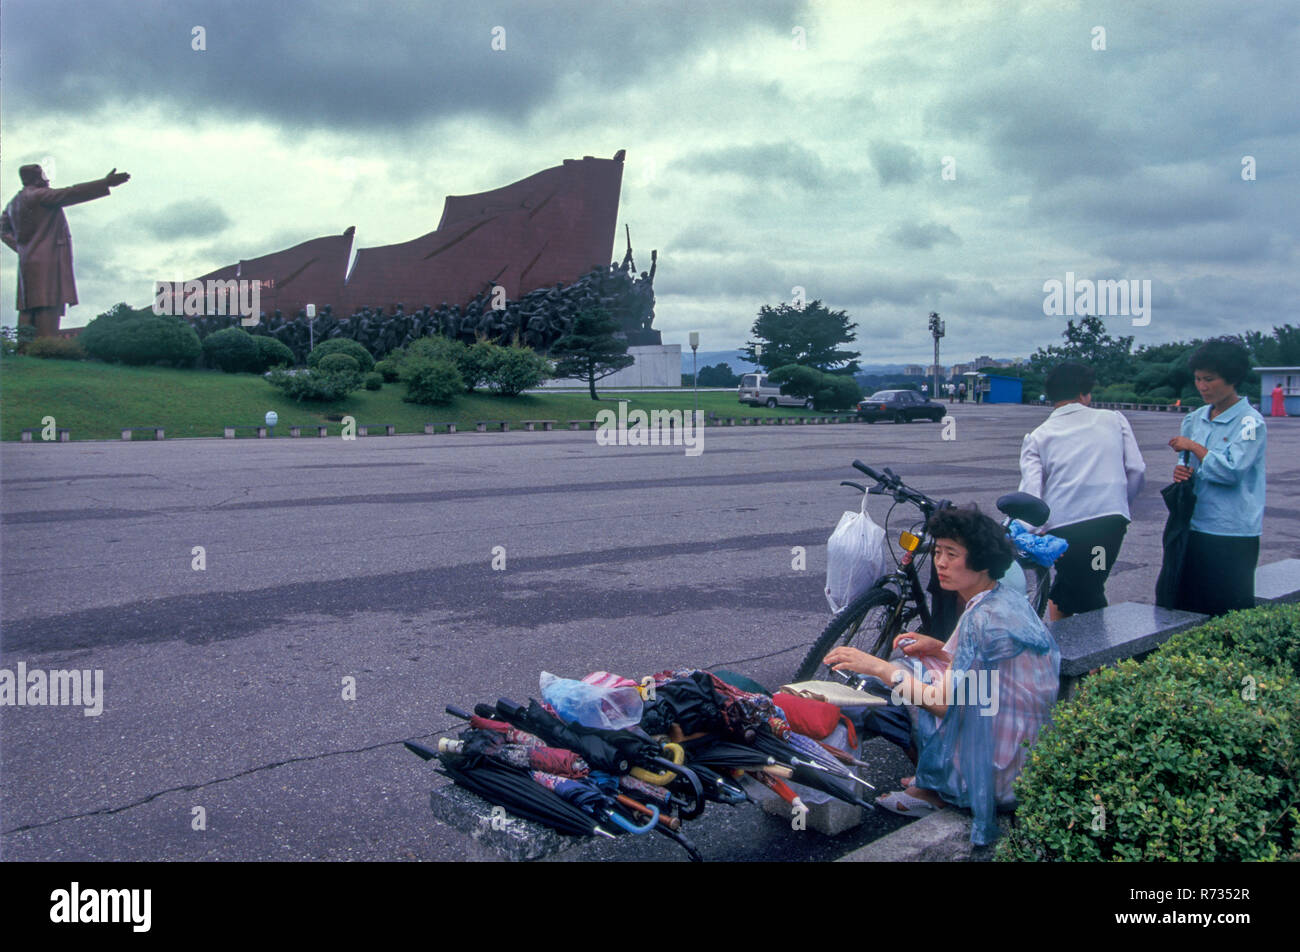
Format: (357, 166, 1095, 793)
(1047, 515, 1130, 616)
(1176, 531, 1260, 617)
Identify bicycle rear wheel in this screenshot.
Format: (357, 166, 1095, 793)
(794, 587, 903, 683)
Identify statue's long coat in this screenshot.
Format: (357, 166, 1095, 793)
(0, 179, 110, 310)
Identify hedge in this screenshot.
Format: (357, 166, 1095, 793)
(998, 604, 1300, 861)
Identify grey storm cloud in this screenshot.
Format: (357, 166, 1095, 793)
(868, 140, 923, 186)
(134, 199, 231, 241)
(2, 0, 806, 131)
(888, 220, 960, 250)
(669, 142, 835, 189)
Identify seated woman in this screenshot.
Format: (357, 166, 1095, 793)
(825, 506, 1060, 846)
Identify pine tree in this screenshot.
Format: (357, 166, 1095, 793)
(549, 308, 636, 400)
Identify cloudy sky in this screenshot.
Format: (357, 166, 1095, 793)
(3, 0, 1296, 364)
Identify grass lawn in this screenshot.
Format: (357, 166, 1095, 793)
(0, 357, 840, 441)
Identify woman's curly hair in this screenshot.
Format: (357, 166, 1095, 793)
(925, 505, 1015, 580)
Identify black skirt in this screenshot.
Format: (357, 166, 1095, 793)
(1175, 531, 1260, 617)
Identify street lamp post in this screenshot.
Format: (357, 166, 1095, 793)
(306, 303, 316, 354)
(928, 312, 945, 402)
(689, 331, 700, 420)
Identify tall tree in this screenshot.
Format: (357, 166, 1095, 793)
(742, 299, 860, 374)
(1029, 314, 1134, 384)
(548, 308, 636, 400)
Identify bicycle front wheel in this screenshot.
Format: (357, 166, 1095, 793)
(794, 587, 902, 683)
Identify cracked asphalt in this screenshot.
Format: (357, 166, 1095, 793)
(2, 404, 1296, 861)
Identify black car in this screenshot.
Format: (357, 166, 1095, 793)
(856, 389, 946, 424)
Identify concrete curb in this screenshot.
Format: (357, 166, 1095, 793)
(836, 808, 1008, 862)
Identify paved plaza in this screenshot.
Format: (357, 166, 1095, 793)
(2, 403, 1296, 860)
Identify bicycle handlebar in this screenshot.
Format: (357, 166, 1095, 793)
(851, 459, 946, 514)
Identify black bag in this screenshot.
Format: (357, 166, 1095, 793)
(1155, 452, 1197, 609)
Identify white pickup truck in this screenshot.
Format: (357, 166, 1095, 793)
(737, 373, 814, 409)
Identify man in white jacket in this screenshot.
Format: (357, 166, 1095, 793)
(1018, 362, 1146, 620)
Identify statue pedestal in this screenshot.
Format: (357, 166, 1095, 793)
(542, 344, 682, 389)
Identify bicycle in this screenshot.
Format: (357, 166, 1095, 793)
(792, 459, 1054, 684)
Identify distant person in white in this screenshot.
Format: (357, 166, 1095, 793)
(1018, 362, 1146, 620)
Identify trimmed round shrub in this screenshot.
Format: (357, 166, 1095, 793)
(363, 372, 383, 391)
(374, 359, 400, 382)
(79, 303, 202, 366)
(998, 606, 1300, 862)
(202, 327, 259, 372)
(307, 338, 375, 374)
(485, 345, 550, 396)
(25, 337, 86, 360)
(400, 356, 463, 405)
(318, 352, 361, 375)
(253, 334, 295, 371)
(813, 388, 835, 411)
(266, 367, 361, 402)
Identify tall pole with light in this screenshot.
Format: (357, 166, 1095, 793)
(689, 331, 700, 420)
(928, 311, 945, 401)
(306, 303, 317, 355)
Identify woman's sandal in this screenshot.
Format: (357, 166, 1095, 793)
(876, 790, 939, 816)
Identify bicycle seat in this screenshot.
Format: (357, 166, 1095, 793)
(996, 492, 1050, 527)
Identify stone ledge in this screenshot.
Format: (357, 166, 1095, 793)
(1255, 558, 1300, 604)
(836, 808, 1009, 862)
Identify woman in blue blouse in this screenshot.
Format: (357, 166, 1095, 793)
(1168, 339, 1267, 616)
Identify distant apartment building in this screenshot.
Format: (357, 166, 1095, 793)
(903, 364, 926, 377)
(973, 355, 996, 370)
(927, 363, 947, 378)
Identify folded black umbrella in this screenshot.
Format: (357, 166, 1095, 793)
(1155, 453, 1197, 609)
(437, 754, 611, 838)
(493, 698, 660, 774)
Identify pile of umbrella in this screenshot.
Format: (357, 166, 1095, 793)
(407, 669, 876, 861)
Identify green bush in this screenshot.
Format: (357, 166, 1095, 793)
(266, 368, 361, 402)
(822, 374, 861, 410)
(253, 335, 295, 371)
(307, 338, 375, 374)
(1147, 385, 1177, 400)
(998, 605, 1300, 862)
(484, 344, 550, 396)
(768, 363, 860, 409)
(1160, 604, 1300, 679)
(25, 337, 86, 360)
(374, 359, 400, 382)
(79, 303, 201, 367)
(460, 340, 499, 393)
(400, 356, 463, 405)
(318, 352, 361, 375)
(363, 372, 383, 391)
(202, 327, 259, 372)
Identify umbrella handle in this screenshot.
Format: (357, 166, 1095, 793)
(629, 742, 686, 786)
(651, 758, 706, 821)
(606, 803, 660, 834)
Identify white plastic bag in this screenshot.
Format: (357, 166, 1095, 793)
(824, 494, 886, 613)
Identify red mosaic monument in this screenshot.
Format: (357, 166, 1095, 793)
(191, 151, 626, 318)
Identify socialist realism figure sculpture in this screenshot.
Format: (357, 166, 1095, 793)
(1, 164, 130, 338)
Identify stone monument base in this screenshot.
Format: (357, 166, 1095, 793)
(541, 344, 682, 389)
